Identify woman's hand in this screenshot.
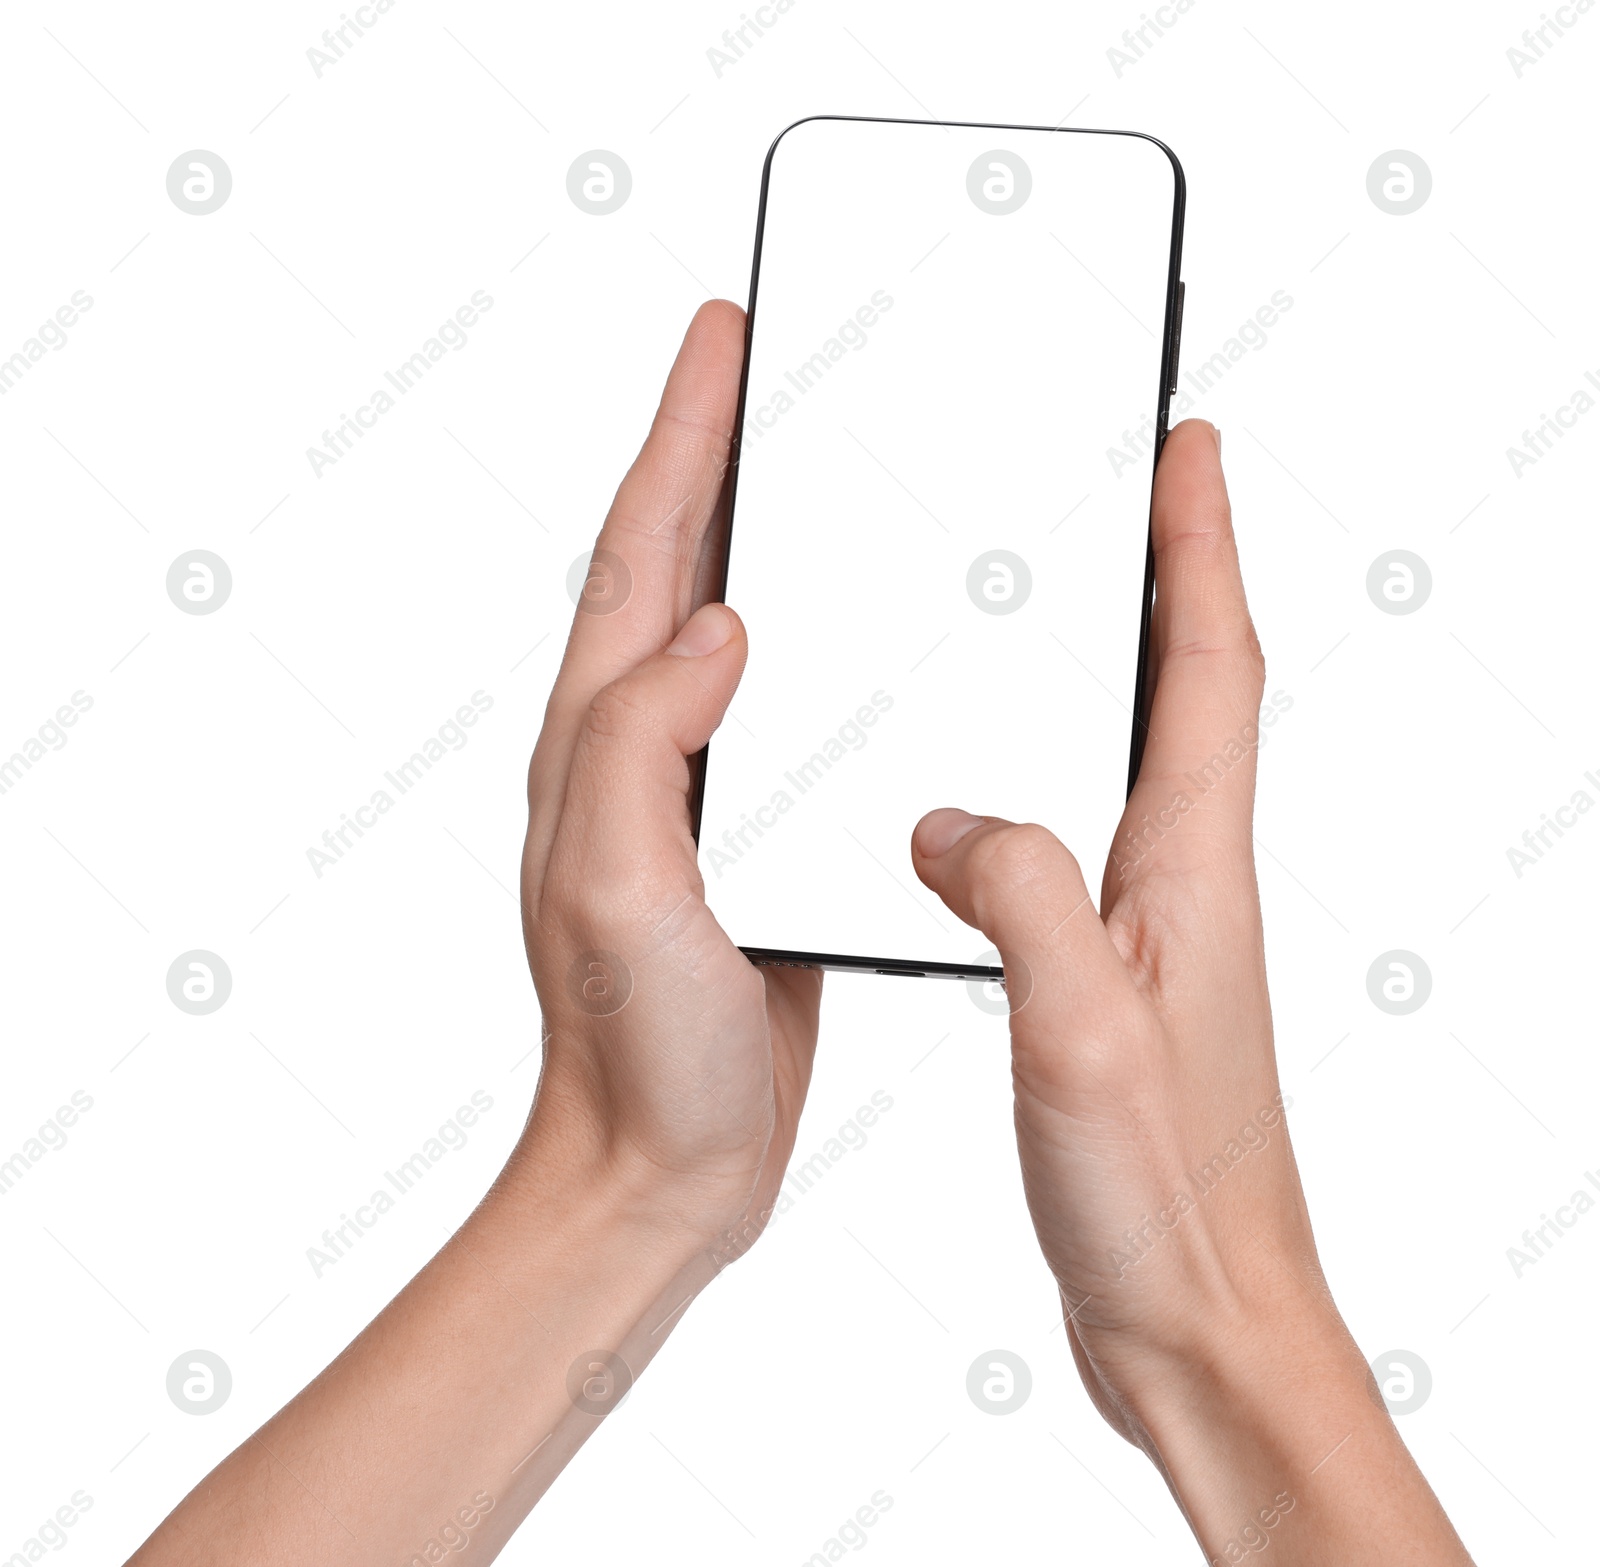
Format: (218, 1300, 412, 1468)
(911, 421, 1473, 1565)
(914, 421, 1294, 1405)
(517, 299, 822, 1255)
(129, 303, 821, 1567)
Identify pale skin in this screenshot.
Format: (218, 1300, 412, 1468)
(129, 302, 1473, 1566)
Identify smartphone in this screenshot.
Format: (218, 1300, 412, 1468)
(692, 116, 1185, 980)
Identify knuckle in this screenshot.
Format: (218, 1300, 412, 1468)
(545, 848, 646, 935)
(1161, 616, 1266, 692)
(1156, 523, 1233, 580)
(620, 422, 728, 538)
(970, 822, 1071, 899)
(1241, 619, 1267, 683)
(583, 677, 653, 749)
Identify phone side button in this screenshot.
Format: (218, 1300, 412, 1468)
(1168, 280, 1185, 397)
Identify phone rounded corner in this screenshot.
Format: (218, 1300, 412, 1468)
(762, 114, 838, 177)
(1124, 130, 1187, 205)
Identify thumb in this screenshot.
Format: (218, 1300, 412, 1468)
(911, 810, 1131, 1016)
(555, 603, 747, 888)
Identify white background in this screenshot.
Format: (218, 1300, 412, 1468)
(0, 0, 1594, 1561)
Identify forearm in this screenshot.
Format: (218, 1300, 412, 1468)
(1124, 1301, 1473, 1566)
(130, 1144, 718, 1565)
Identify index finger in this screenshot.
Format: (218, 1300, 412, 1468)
(1121, 420, 1265, 852)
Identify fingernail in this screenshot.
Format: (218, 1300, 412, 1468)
(666, 604, 733, 658)
(916, 808, 985, 857)
(1212, 424, 1223, 456)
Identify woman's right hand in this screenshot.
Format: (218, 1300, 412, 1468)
(910, 421, 1473, 1565)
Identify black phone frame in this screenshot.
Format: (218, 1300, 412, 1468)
(688, 115, 1187, 983)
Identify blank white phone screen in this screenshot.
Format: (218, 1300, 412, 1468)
(698, 118, 1180, 969)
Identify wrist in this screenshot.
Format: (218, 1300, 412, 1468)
(1113, 1301, 1448, 1562)
(454, 1134, 731, 1426)
(497, 1098, 752, 1270)
(1125, 1295, 1373, 1466)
